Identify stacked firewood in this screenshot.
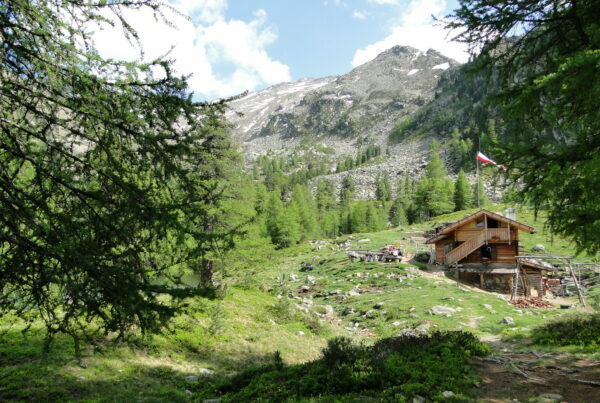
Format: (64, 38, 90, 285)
(509, 297, 555, 309)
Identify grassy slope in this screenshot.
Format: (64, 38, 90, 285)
(0, 205, 593, 402)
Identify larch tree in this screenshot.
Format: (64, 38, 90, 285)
(454, 169, 472, 211)
(448, 0, 600, 255)
(0, 0, 241, 351)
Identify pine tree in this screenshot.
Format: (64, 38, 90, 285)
(289, 184, 318, 240)
(415, 143, 455, 218)
(472, 178, 488, 208)
(454, 169, 472, 211)
(265, 193, 300, 248)
(339, 175, 355, 206)
(375, 173, 392, 202)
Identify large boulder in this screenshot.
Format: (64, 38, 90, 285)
(414, 251, 431, 263)
(532, 244, 545, 252)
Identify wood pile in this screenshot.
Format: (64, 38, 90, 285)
(509, 297, 555, 309)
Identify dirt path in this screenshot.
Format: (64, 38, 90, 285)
(472, 341, 600, 402)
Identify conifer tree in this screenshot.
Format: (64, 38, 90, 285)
(472, 178, 488, 208)
(375, 173, 392, 202)
(339, 175, 356, 207)
(290, 184, 319, 239)
(266, 193, 300, 248)
(448, 0, 600, 254)
(0, 0, 244, 346)
(415, 141, 455, 218)
(454, 169, 472, 211)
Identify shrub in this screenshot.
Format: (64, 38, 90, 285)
(190, 331, 489, 402)
(531, 313, 600, 347)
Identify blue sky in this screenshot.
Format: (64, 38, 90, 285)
(93, 0, 467, 100)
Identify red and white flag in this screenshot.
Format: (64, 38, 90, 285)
(477, 152, 507, 170)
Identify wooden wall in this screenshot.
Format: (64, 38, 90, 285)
(496, 242, 519, 264)
(434, 239, 454, 264)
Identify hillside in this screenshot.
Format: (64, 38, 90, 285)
(2, 206, 597, 401)
(225, 46, 466, 200)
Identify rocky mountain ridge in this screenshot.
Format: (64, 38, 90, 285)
(225, 45, 489, 199)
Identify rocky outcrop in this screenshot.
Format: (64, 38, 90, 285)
(226, 46, 459, 166)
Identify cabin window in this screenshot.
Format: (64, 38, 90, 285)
(476, 220, 484, 227)
(488, 218, 499, 228)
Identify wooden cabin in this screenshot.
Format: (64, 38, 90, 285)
(425, 209, 544, 294)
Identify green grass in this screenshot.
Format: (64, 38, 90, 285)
(0, 204, 593, 401)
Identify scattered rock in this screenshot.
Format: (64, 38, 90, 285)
(442, 297, 455, 301)
(430, 305, 458, 316)
(342, 307, 355, 315)
(539, 393, 563, 401)
(300, 285, 311, 293)
(302, 298, 313, 307)
(289, 273, 299, 281)
(532, 244, 545, 252)
(185, 375, 199, 383)
(442, 391, 455, 398)
(482, 303, 497, 314)
(408, 306, 416, 313)
(347, 290, 360, 297)
(328, 289, 341, 295)
(324, 305, 334, 317)
(391, 321, 404, 326)
(305, 276, 316, 285)
(397, 328, 419, 337)
(365, 310, 377, 319)
(499, 317, 515, 325)
(415, 323, 431, 333)
(357, 238, 371, 243)
(413, 395, 425, 403)
(298, 331, 305, 336)
(198, 368, 214, 376)
(374, 302, 385, 309)
(409, 313, 420, 319)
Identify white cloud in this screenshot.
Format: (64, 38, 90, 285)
(352, 0, 468, 66)
(91, 0, 290, 100)
(353, 11, 367, 19)
(367, 0, 398, 4)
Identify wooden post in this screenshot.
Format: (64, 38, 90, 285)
(484, 215, 488, 245)
(512, 261, 521, 300)
(479, 273, 484, 288)
(507, 223, 511, 245)
(567, 259, 586, 307)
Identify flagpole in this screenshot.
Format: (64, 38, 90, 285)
(477, 156, 480, 208)
(477, 134, 481, 208)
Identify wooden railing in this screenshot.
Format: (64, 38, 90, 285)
(486, 228, 510, 241)
(445, 228, 512, 265)
(445, 231, 485, 265)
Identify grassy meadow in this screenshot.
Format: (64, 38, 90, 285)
(0, 205, 596, 401)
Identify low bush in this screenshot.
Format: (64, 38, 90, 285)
(191, 331, 489, 402)
(531, 313, 600, 347)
